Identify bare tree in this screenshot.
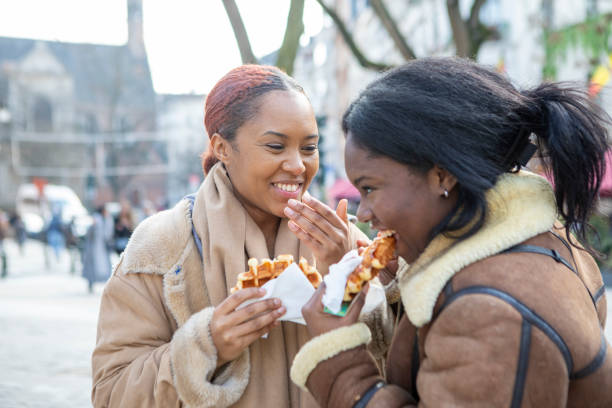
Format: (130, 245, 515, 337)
(317, 0, 498, 70)
(276, 0, 306, 75)
(223, 0, 498, 73)
(222, 0, 258, 64)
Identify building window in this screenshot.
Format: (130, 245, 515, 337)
(33, 96, 52, 132)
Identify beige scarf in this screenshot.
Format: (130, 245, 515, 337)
(191, 162, 319, 407)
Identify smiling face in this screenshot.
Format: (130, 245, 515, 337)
(345, 134, 457, 263)
(217, 90, 319, 224)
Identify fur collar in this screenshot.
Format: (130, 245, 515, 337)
(398, 171, 557, 327)
(120, 199, 192, 275)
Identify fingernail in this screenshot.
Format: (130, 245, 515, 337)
(273, 298, 280, 306)
(287, 221, 298, 231)
(277, 307, 286, 315)
(284, 207, 295, 217)
(288, 199, 299, 207)
(259, 288, 266, 294)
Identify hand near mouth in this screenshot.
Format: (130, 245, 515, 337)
(283, 195, 351, 273)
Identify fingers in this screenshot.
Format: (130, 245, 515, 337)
(336, 199, 348, 224)
(345, 282, 370, 322)
(233, 305, 286, 337)
(231, 297, 284, 326)
(284, 199, 347, 246)
(217, 287, 266, 315)
(356, 239, 371, 255)
(292, 196, 347, 230)
(301, 283, 324, 321)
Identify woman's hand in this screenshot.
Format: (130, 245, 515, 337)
(210, 288, 286, 367)
(301, 282, 370, 339)
(284, 196, 351, 268)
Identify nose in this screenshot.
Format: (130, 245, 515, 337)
(356, 201, 372, 224)
(282, 150, 306, 175)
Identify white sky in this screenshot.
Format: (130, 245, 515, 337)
(0, 0, 325, 94)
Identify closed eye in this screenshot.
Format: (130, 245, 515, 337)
(266, 144, 284, 151)
(301, 144, 318, 153)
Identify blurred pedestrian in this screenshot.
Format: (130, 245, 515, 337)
(64, 217, 80, 274)
(0, 211, 8, 278)
(82, 205, 113, 293)
(9, 212, 26, 255)
(113, 201, 134, 255)
(46, 204, 65, 262)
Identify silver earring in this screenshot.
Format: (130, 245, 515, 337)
(443, 189, 449, 198)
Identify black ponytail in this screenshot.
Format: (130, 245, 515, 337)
(520, 83, 609, 245)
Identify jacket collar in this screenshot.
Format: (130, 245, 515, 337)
(398, 171, 557, 327)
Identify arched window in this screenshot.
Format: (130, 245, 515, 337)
(33, 96, 52, 132)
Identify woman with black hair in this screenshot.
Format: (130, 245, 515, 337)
(290, 57, 612, 407)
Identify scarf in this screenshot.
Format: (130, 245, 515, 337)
(191, 162, 319, 407)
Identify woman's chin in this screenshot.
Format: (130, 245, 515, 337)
(395, 239, 418, 264)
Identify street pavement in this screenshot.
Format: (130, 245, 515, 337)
(0, 239, 108, 408)
(1, 238, 612, 407)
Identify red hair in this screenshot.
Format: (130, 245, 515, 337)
(201, 65, 304, 174)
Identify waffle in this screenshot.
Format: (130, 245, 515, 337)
(230, 255, 322, 293)
(343, 230, 396, 301)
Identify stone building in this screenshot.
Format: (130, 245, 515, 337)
(0, 0, 160, 210)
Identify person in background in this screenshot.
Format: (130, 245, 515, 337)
(63, 217, 80, 274)
(113, 201, 134, 255)
(291, 57, 612, 407)
(92, 65, 393, 408)
(82, 205, 113, 293)
(46, 204, 65, 262)
(9, 212, 26, 255)
(0, 210, 8, 278)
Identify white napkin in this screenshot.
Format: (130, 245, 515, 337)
(322, 249, 363, 314)
(236, 262, 315, 325)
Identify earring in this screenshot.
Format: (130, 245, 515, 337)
(443, 189, 449, 198)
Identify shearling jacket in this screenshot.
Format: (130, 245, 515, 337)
(291, 172, 612, 407)
(91, 190, 393, 408)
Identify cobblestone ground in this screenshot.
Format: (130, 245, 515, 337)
(1, 238, 612, 407)
(0, 239, 110, 408)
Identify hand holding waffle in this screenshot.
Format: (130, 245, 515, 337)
(320, 230, 397, 315)
(230, 255, 323, 326)
(210, 287, 285, 368)
(284, 195, 351, 270)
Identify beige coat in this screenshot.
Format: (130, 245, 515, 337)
(291, 171, 612, 407)
(92, 165, 392, 408)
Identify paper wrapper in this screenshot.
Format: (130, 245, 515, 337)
(322, 249, 363, 314)
(237, 262, 315, 325)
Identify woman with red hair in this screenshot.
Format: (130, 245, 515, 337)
(91, 65, 389, 407)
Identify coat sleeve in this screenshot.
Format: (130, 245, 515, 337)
(291, 294, 570, 407)
(92, 271, 249, 408)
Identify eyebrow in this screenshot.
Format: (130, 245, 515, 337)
(353, 175, 370, 186)
(262, 130, 318, 140)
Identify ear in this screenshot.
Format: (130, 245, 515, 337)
(426, 165, 457, 197)
(209, 133, 232, 165)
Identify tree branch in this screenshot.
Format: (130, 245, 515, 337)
(222, 0, 258, 64)
(276, 0, 305, 75)
(468, 0, 487, 29)
(370, 0, 416, 60)
(446, 0, 471, 57)
(315, 0, 392, 71)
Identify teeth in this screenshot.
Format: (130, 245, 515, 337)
(274, 183, 299, 192)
